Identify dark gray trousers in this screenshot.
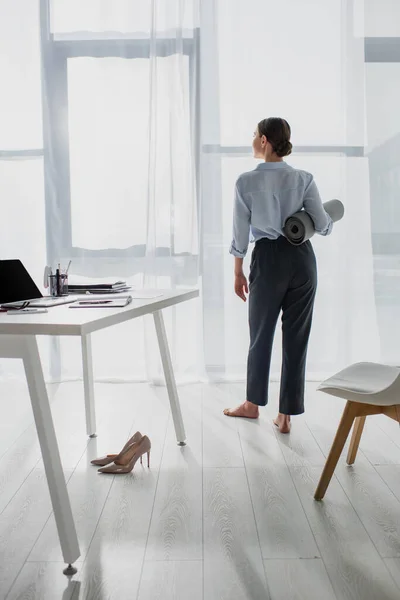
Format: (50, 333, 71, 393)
(247, 236, 317, 415)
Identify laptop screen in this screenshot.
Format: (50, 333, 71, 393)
(0, 260, 43, 304)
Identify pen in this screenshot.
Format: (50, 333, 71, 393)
(78, 300, 113, 305)
(65, 260, 71, 276)
(7, 308, 48, 315)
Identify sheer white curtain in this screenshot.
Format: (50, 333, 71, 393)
(46, 0, 200, 384)
(0, 0, 48, 380)
(0, 0, 201, 383)
(363, 0, 400, 365)
(200, 0, 380, 381)
(1, 0, 397, 386)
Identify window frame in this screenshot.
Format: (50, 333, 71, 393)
(38, 2, 400, 270)
(40, 0, 199, 267)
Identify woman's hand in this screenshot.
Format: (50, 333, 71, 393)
(234, 272, 249, 302)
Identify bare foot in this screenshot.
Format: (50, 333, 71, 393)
(224, 400, 259, 419)
(273, 413, 291, 433)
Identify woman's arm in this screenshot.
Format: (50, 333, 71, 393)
(234, 258, 248, 302)
(235, 257, 244, 276)
(303, 176, 333, 236)
(229, 182, 251, 258)
(230, 181, 251, 302)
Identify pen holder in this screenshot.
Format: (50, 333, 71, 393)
(49, 273, 68, 297)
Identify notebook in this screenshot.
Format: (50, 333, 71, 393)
(69, 296, 132, 308)
(68, 281, 127, 291)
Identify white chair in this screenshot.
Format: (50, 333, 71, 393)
(314, 362, 400, 501)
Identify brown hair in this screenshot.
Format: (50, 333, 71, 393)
(258, 117, 292, 157)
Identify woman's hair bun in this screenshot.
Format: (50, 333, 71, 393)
(274, 140, 293, 157)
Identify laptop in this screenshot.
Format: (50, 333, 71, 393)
(0, 259, 76, 308)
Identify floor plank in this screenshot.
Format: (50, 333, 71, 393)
(2, 381, 400, 599)
(28, 383, 146, 563)
(375, 415, 400, 449)
(138, 561, 203, 600)
(202, 385, 244, 468)
(334, 460, 400, 558)
(264, 558, 336, 600)
(35, 384, 89, 470)
(305, 398, 350, 459)
(124, 384, 171, 468)
(0, 469, 57, 561)
(203, 468, 270, 600)
(291, 465, 400, 600)
(0, 427, 42, 516)
(5, 562, 77, 600)
(69, 386, 169, 600)
(274, 416, 327, 468)
(375, 465, 400, 502)
(0, 563, 25, 600)
(71, 560, 142, 600)
(36, 381, 143, 470)
(238, 416, 320, 559)
(145, 387, 202, 561)
(0, 468, 71, 599)
(0, 379, 37, 458)
(28, 462, 113, 563)
(358, 419, 400, 466)
(70, 468, 159, 600)
(384, 559, 400, 592)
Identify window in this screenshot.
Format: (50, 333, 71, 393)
(0, 0, 43, 150)
(0, 0, 45, 281)
(364, 8, 400, 363)
(43, 5, 198, 264)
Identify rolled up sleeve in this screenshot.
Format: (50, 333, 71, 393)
(229, 182, 251, 257)
(303, 177, 333, 236)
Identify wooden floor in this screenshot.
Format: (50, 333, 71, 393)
(0, 379, 400, 599)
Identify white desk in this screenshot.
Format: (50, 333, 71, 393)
(0, 289, 198, 573)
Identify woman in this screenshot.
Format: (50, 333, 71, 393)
(224, 117, 332, 433)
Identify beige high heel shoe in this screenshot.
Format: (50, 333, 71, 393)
(90, 431, 142, 466)
(98, 435, 151, 474)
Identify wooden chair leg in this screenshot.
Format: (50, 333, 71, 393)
(382, 405, 400, 422)
(314, 401, 358, 501)
(346, 416, 366, 465)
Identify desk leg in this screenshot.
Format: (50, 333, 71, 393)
(49, 336, 61, 382)
(23, 336, 80, 572)
(81, 334, 97, 437)
(153, 310, 186, 445)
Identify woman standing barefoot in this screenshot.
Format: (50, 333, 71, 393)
(224, 118, 332, 433)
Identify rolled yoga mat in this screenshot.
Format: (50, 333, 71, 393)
(284, 199, 344, 246)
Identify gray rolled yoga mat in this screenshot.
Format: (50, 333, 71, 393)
(284, 199, 344, 245)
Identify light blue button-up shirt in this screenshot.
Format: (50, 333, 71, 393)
(230, 162, 333, 258)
